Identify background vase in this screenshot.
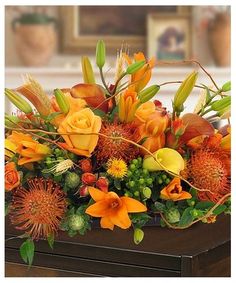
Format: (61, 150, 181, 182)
(208, 12, 231, 67)
(12, 14, 57, 66)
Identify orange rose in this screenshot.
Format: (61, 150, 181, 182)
(160, 177, 192, 201)
(58, 108, 101, 157)
(135, 101, 156, 125)
(5, 162, 20, 191)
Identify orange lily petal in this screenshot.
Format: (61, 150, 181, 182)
(109, 204, 131, 229)
(88, 187, 107, 202)
(177, 192, 192, 201)
(100, 216, 114, 230)
(85, 200, 109, 217)
(120, 197, 147, 213)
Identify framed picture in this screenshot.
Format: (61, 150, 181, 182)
(147, 13, 192, 61)
(60, 6, 190, 54)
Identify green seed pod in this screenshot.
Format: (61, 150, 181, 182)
(54, 88, 70, 114)
(138, 85, 160, 103)
(65, 172, 80, 189)
(165, 207, 180, 224)
(126, 60, 145, 74)
(5, 88, 32, 114)
(134, 228, 144, 245)
(142, 187, 152, 199)
(68, 214, 85, 231)
(173, 71, 198, 113)
(222, 81, 231, 92)
(81, 56, 96, 84)
(96, 40, 106, 69)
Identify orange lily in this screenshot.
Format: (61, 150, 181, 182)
(124, 52, 155, 92)
(85, 187, 147, 230)
(160, 177, 192, 201)
(6, 131, 51, 165)
(118, 89, 140, 123)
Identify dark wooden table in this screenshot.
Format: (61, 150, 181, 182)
(5, 215, 230, 277)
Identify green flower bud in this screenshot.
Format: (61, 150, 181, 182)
(81, 56, 95, 84)
(146, 178, 153, 185)
(142, 187, 152, 199)
(129, 181, 135, 188)
(68, 214, 85, 231)
(65, 172, 80, 189)
(173, 71, 198, 114)
(165, 207, 180, 224)
(5, 114, 20, 128)
(134, 228, 144, 245)
(129, 164, 136, 171)
(96, 40, 106, 69)
(222, 81, 231, 92)
(134, 191, 140, 197)
(211, 96, 231, 112)
(138, 85, 160, 104)
(126, 60, 145, 74)
(132, 159, 138, 165)
(54, 88, 70, 114)
(139, 178, 145, 185)
(5, 88, 32, 114)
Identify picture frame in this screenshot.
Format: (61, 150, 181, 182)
(147, 13, 192, 61)
(60, 6, 191, 54)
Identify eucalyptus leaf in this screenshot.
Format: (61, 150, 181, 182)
(20, 239, 35, 266)
(179, 207, 194, 227)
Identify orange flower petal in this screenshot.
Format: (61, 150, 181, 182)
(109, 204, 131, 229)
(100, 216, 114, 230)
(88, 187, 107, 202)
(177, 192, 192, 201)
(85, 200, 109, 217)
(120, 197, 147, 213)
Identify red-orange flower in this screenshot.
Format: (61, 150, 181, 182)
(5, 162, 20, 191)
(10, 178, 67, 239)
(160, 177, 192, 201)
(85, 187, 147, 230)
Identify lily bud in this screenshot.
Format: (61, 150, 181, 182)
(5, 88, 32, 114)
(96, 40, 106, 69)
(173, 71, 198, 114)
(134, 228, 144, 245)
(54, 88, 70, 114)
(81, 56, 95, 84)
(211, 96, 231, 112)
(126, 60, 145, 75)
(138, 85, 160, 104)
(222, 81, 231, 92)
(5, 114, 20, 128)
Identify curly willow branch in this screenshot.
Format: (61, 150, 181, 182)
(6, 126, 215, 194)
(159, 193, 231, 230)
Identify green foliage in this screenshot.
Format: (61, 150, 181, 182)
(133, 228, 144, 245)
(222, 81, 231, 92)
(130, 212, 151, 229)
(213, 204, 227, 215)
(20, 239, 35, 266)
(178, 207, 194, 227)
(47, 233, 55, 250)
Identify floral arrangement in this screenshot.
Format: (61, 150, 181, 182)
(5, 40, 231, 265)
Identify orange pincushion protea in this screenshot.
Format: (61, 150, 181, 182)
(10, 178, 67, 240)
(186, 145, 230, 203)
(96, 122, 139, 163)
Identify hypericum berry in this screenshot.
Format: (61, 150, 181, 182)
(142, 187, 152, 199)
(129, 164, 136, 171)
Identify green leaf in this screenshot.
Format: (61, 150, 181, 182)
(166, 200, 174, 210)
(213, 204, 227, 215)
(179, 207, 194, 227)
(41, 112, 62, 122)
(189, 187, 197, 198)
(20, 239, 35, 266)
(195, 201, 214, 210)
(92, 108, 106, 118)
(154, 201, 166, 212)
(47, 233, 54, 250)
(109, 105, 118, 122)
(114, 179, 121, 190)
(130, 212, 151, 228)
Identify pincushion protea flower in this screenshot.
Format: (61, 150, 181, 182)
(10, 178, 67, 240)
(186, 143, 230, 203)
(96, 122, 139, 163)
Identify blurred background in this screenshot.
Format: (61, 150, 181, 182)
(5, 5, 231, 114)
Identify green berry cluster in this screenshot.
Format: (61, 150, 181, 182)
(124, 157, 153, 201)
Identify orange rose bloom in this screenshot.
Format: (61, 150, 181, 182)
(5, 162, 20, 191)
(160, 177, 192, 201)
